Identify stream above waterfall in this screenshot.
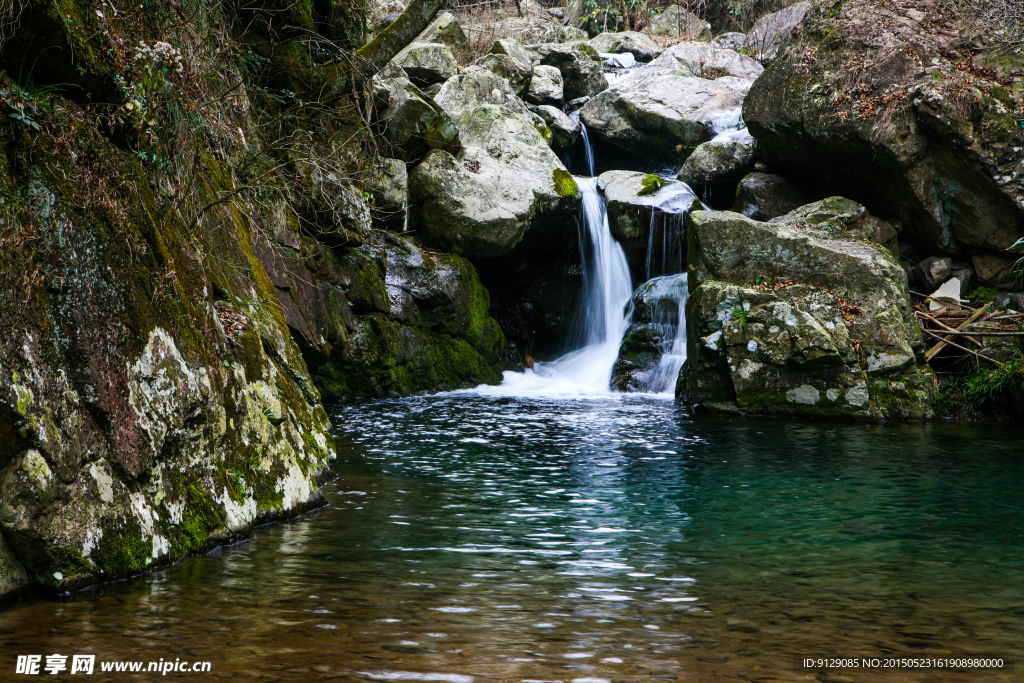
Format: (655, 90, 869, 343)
(2, 400, 1021, 681)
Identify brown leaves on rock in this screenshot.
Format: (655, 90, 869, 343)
(821, 287, 865, 321)
(215, 303, 247, 346)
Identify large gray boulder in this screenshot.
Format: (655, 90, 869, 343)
(374, 74, 461, 163)
(772, 196, 900, 255)
(391, 42, 458, 87)
(409, 105, 581, 258)
(433, 68, 553, 143)
(589, 31, 662, 62)
(434, 67, 530, 117)
(678, 140, 756, 207)
(744, 1, 812, 60)
(481, 38, 535, 94)
(711, 32, 747, 50)
(735, 172, 813, 221)
(649, 42, 764, 81)
(743, 0, 1024, 259)
(682, 202, 935, 420)
(472, 53, 533, 95)
(580, 68, 751, 161)
(473, 15, 587, 46)
(647, 6, 711, 40)
(525, 64, 564, 105)
(524, 41, 607, 101)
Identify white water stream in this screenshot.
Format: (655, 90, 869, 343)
(472, 119, 699, 399)
(474, 177, 632, 398)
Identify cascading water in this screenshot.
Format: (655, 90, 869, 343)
(569, 111, 595, 177)
(643, 273, 691, 394)
(472, 177, 631, 397)
(641, 180, 701, 280)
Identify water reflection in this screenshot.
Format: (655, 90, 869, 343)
(0, 396, 1021, 682)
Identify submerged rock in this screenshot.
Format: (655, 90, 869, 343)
(409, 105, 581, 258)
(683, 203, 935, 420)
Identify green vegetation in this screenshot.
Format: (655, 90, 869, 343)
(552, 168, 579, 198)
(637, 173, 666, 196)
(936, 353, 1024, 419)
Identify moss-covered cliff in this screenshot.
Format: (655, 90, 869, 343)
(0, 0, 504, 599)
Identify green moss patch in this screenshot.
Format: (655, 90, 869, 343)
(552, 168, 579, 198)
(638, 174, 666, 197)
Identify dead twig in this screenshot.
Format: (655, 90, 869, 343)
(921, 328, 1005, 366)
(925, 303, 991, 361)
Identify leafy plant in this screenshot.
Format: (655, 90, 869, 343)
(1010, 237, 1024, 277)
(729, 304, 749, 327)
(966, 285, 999, 305)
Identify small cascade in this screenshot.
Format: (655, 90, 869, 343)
(640, 180, 700, 280)
(569, 111, 595, 177)
(473, 177, 631, 397)
(645, 212, 687, 280)
(573, 177, 632, 351)
(646, 274, 690, 394)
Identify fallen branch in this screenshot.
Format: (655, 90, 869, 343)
(921, 328, 1005, 366)
(925, 303, 991, 361)
(916, 310, 984, 348)
(919, 330, 1024, 338)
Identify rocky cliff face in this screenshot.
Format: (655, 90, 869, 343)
(744, 0, 1024, 260)
(0, 0, 512, 600)
(0, 80, 334, 599)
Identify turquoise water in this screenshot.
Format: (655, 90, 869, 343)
(1, 395, 1022, 681)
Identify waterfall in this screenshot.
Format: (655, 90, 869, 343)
(573, 177, 632, 350)
(645, 211, 687, 280)
(569, 111, 595, 177)
(641, 180, 701, 280)
(580, 123, 595, 177)
(645, 274, 691, 395)
(472, 177, 632, 397)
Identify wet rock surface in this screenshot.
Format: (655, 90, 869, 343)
(683, 202, 935, 420)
